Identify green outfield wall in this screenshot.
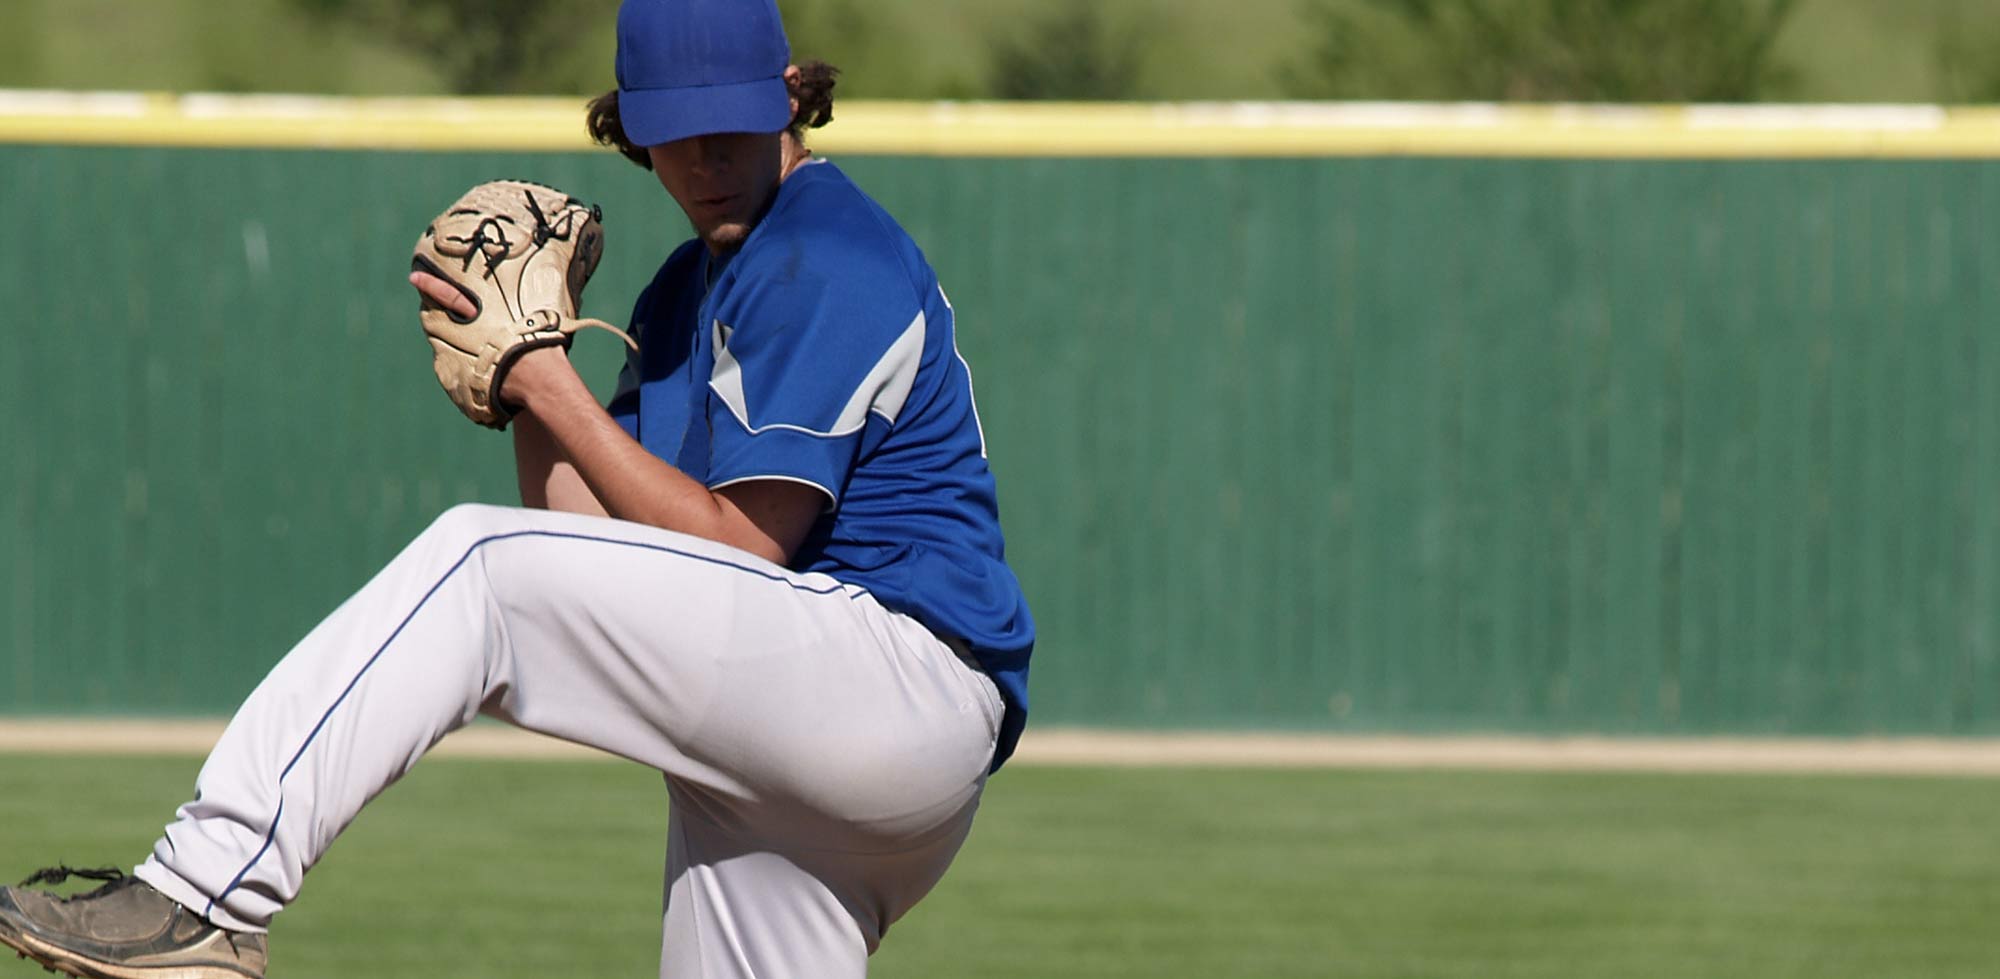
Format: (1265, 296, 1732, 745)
(4, 108, 1999, 734)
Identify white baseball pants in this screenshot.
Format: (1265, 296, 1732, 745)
(132, 503, 1004, 979)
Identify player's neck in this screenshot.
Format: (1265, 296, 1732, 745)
(778, 132, 812, 182)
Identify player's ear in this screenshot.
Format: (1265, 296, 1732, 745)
(784, 64, 802, 117)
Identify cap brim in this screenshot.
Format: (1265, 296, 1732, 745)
(618, 75, 792, 147)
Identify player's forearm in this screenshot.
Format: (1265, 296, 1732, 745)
(541, 403, 771, 558)
(509, 356, 784, 562)
(510, 412, 610, 517)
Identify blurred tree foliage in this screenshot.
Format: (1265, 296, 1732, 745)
(286, 0, 909, 97)
(0, 1, 48, 88)
(12, 0, 1984, 102)
(985, 5, 1150, 100)
(1935, 5, 2000, 101)
(1283, 0, 1801, 101)
(290, 0, 619, 94)
(778, 0, 929, 98)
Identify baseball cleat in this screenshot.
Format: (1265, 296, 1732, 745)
(0, 868, 265, 979)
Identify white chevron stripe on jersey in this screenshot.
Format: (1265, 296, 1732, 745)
(709, 310, 926, 437)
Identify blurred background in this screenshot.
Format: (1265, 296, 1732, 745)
(6, 2, 2000, 977)
(7, 0, 2000, 102)
(8, 0, 2000, 731)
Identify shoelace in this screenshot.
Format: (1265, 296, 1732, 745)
(17, 866, 136, 902)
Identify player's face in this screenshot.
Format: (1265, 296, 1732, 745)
(648, 131, 787, 253)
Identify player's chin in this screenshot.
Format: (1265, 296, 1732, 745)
(701, 220, 756, 252)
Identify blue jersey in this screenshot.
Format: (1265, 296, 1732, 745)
(607, 160, 1034, 768)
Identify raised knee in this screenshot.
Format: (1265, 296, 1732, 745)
(423, 502, 526, 546)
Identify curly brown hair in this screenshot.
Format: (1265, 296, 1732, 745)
(586, 61, 839, 171)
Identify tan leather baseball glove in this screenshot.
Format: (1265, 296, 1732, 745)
(412, 179, 635, 429)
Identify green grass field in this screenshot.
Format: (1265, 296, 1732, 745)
(3, 754, 1996, 978)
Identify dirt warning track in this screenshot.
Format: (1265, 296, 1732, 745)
(3, 720, 1999, 776)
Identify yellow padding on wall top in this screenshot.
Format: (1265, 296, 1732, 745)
(6, 90, 2000, 158)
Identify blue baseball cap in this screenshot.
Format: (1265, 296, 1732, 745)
(615, 0, 793, 147)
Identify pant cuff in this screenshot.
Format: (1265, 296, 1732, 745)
(132, 859, 268, 935)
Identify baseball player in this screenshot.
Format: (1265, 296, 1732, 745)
(0, 1, 1033, 976)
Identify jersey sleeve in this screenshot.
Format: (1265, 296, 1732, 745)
(703, 261, 927, 506)
(606, 351, 643, 440)
(605, 275, 658, 440)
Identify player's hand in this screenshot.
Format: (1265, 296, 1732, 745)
(411, 270, 574, 412)
(410, 270, 478, 320)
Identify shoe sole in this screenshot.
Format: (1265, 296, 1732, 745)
(1, 929, 256, 979)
